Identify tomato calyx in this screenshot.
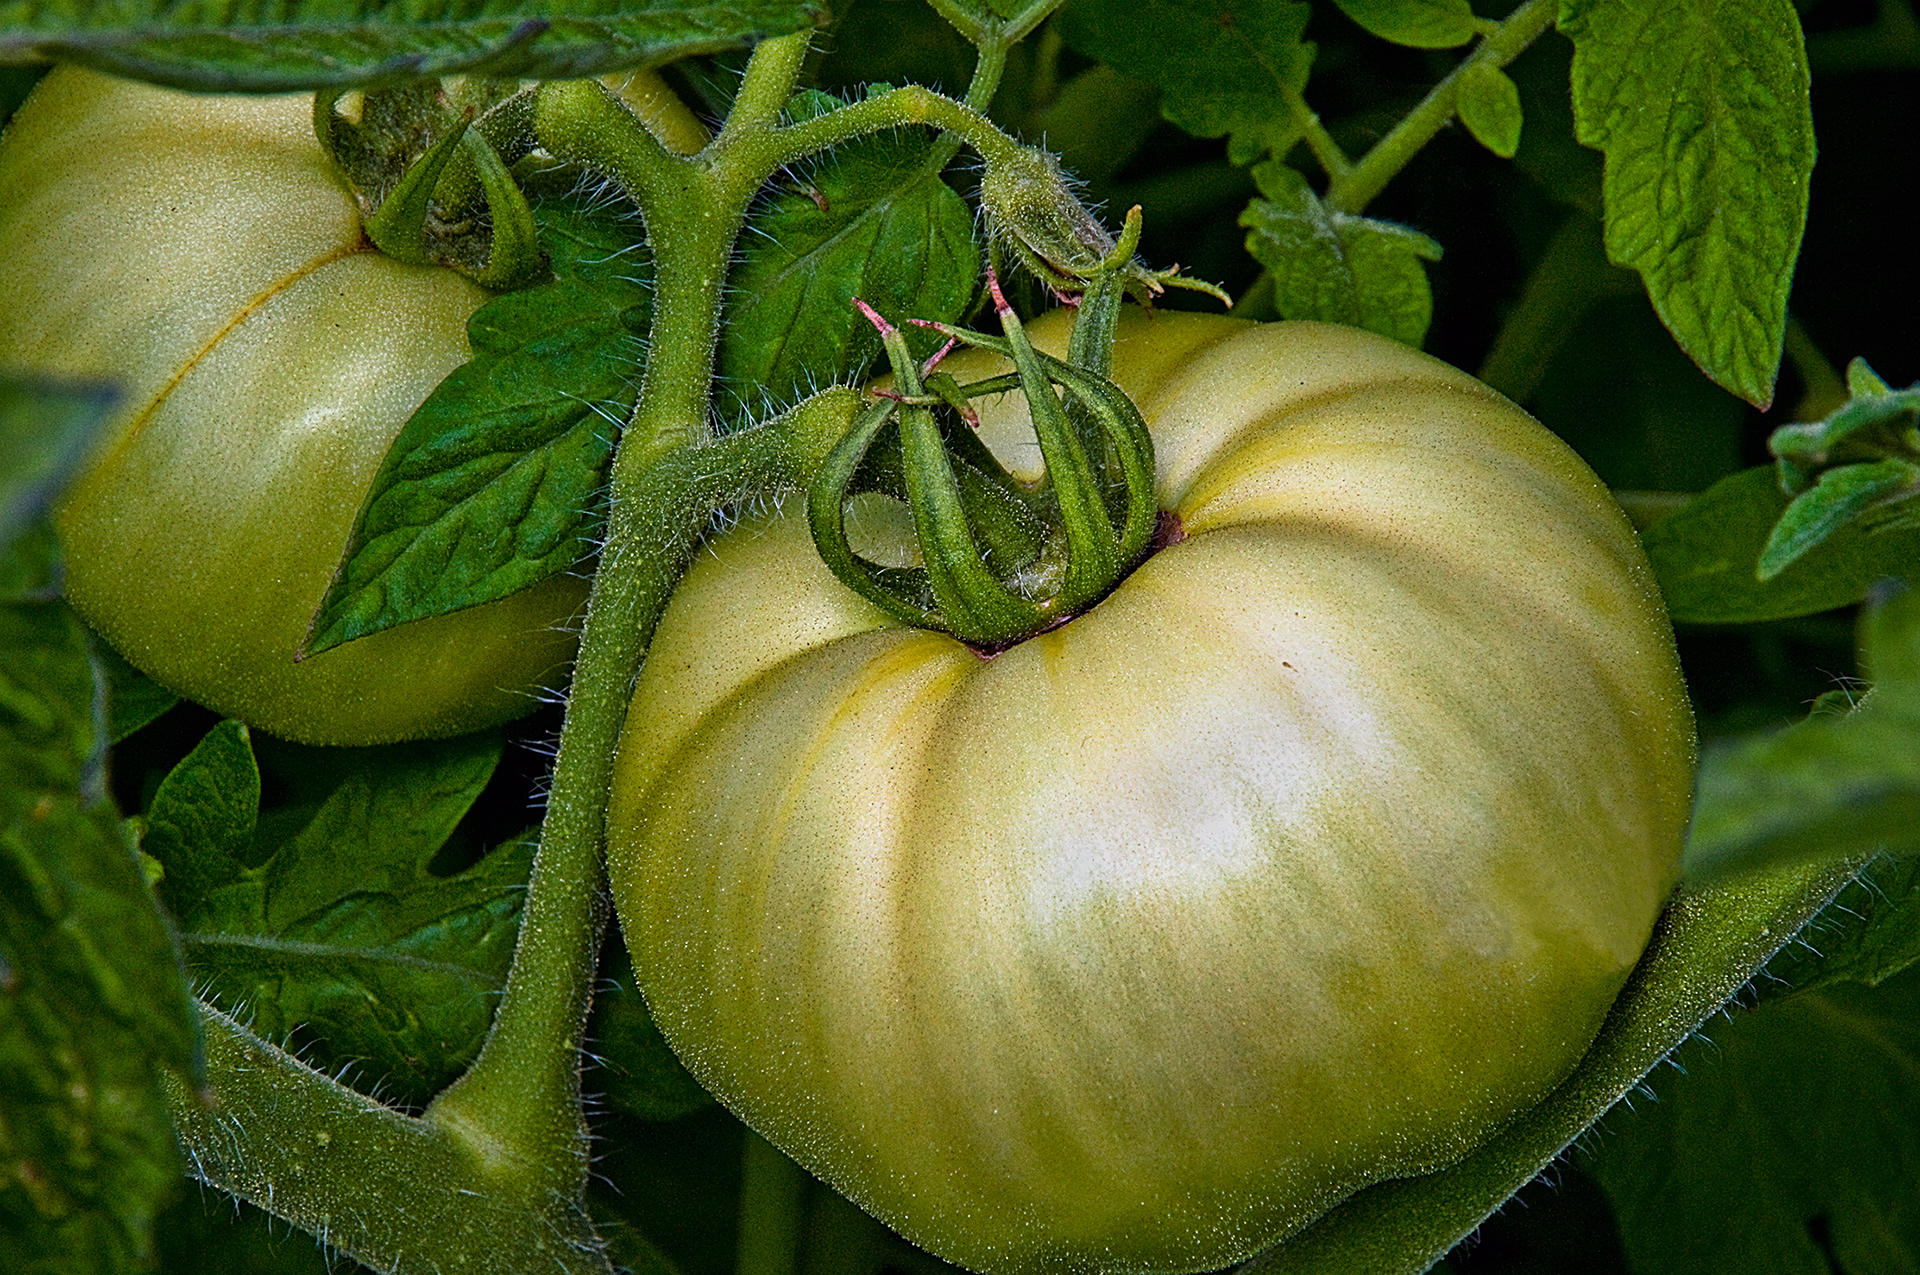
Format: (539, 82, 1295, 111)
(805, 279, 1162, 650)
(315, 81, 546, 290)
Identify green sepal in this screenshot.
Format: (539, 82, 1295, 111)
(364, 112, 472, 267)
(461, 128, 544, 290)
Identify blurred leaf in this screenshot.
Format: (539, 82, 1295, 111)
(0, 522, 59, 603)
(2, 594, 197, 1274)
(1643, 466, 1920, 625)
(717, 118, 978, 424)
(152, 1192, 333, 1275)
(1586, 964, 1920, 1275)
(1685, 581, 1920, 887)
(0, 0, 822, 93)
(1455, 62, 1522, 158)
(1850, 356, 1894, 398)
(1333, 0, 1478, 48)
(1058, 0, 1315, 164)
(141, 726, 535, 1105)
(93, 646, 177, 743)
(1241, 160, 1441, 345)
(0, 376, 115, 552)
(1560, 0, 1814, 407)
(590, 945, 712, 1123)
(307, 191, 649, 656)
(1757, 457, 1920, 582)
(1684, 685, 1920, 882)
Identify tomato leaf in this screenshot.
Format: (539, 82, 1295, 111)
(1559, 0, 1814, 408)
(1584, 964, 1920, 1275)
(717, 108, 979, 427)
(1455, 62, 1522, 158)
(589, 946, 712, 1123)
(1757, 457, 1920, 582)
(1240, 160, 1441, 346)
(1684, 688, 1920, 883)
(0, 375, 115, 552)
(2, 592, 199, 1274)
(1642, 466, 1920, 625)
(1057, 0, 1316, 165)
(1682, 583, 1920, 883)
(1332, 0, 1480, 48)
(1761, 856, 1920, 1002)
(306, 192, 648, 659)
(92, 645, 177, 744)
(139, 723, 535, 1106)
(0, 0, 823, 93)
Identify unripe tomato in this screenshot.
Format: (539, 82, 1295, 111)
(607, 312, 1695, 1274)
(0, 68, 698, 745)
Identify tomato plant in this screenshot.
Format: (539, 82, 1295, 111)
(609, 310, 1695, 1273)
(1, 3, 1917, 1275)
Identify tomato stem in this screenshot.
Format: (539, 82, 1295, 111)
(1323, 0, 1558, 214)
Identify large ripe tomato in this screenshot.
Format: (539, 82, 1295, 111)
(607, 312, 1695, 1274)
(0, 69, 697, 745)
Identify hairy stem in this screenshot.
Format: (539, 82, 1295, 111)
(1323, 0, 1557, 214)
(168, 1006, 615, 1275)
(427, 29, 821, 1201)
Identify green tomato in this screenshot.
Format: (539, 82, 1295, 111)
(607, 312, 1696, 1274)
(0, 67, 586, 745)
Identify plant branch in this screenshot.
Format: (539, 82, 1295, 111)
(167, 1005, 614, 1275)
(1323, 0, 1557, 214)
(427, 35, 829, 1202)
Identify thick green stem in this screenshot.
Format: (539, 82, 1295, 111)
(168, 1006, 614, 1275)
(1323, 0, 1557, 214)
(425, 394, 854, 1184)
(427, 32, 825, 1197)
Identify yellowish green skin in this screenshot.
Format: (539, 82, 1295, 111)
(0, 70, 604, 745)
(608, 312, 1696, 1275)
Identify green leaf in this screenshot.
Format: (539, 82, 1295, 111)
(1761, 856, 1920, 1000)
(590, 946, 712, 1122)
(1683, 583, 1920, 883)
(92, 645, 177, 744)
(142, 727, 536, 1105)
(1058, 0, 1315, 164)
(0, 0, 823, 93)
(1849, 356, 1894, 399)
(0, 376, 115, 553)
(1333, 0, 1480, 48)
(1240, 161, 1442, 346)
(306, 191, 650, 657)
(1586, 964, 1920, 1275)
(2, 596, 198, 1274)
(1684, 684, 1920, 882)
(1455, 62, 1522, 158)
(1757, 457, 1920, 581)
(1767, 378, 1920, 481)
(141, 719, 259, 920)
(1237, 855, 1857, 1273)
(718, 125, 979, 423)
(1560, 0, 1814, 407)
(1642, 466, 1920, 625)
(0, 521, 59, 604)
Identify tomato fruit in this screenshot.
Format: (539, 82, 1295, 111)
(0, 70, 625, 744)
(607, 312, 1695, 1274)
